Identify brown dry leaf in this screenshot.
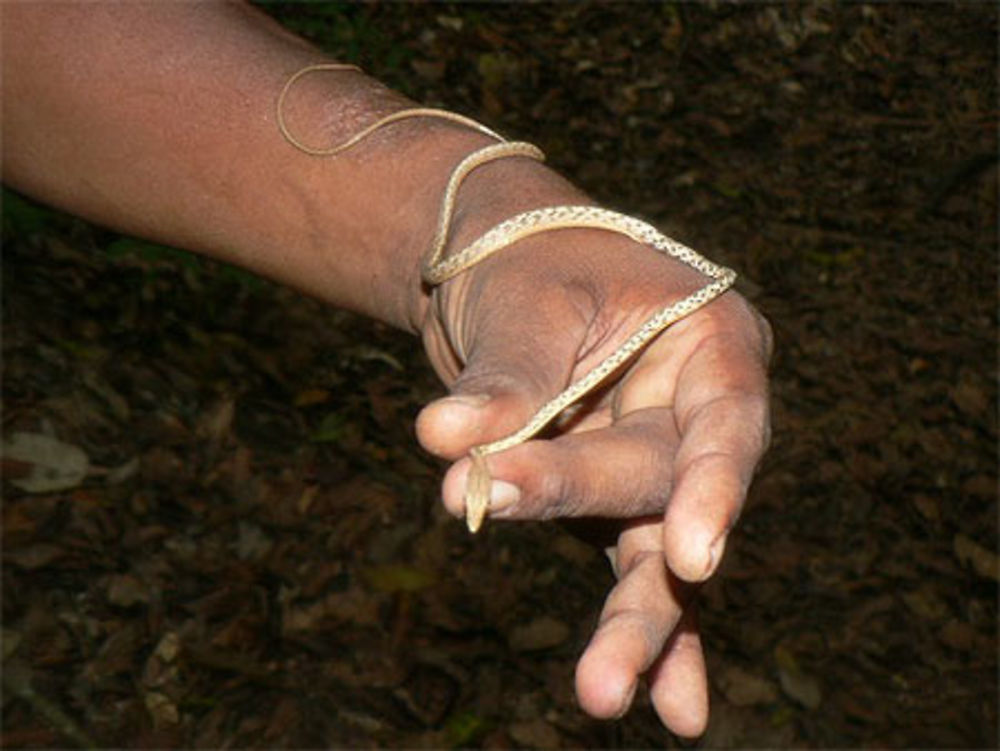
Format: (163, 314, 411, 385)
(774, 645, 822, 709)
(701, 702, 749, 748)
(911, 494, 941, 522)
(83, 624, 141, 685)
(263, 697, 301, 743)
(196, 396, 235, 444)
(105, 456, 141, 485)
(296, 484, 319, 514)
(4, 543, 65, 570)
(144, 691, 179, 728)
(143, 632, 182, 689)
(551, 533, 598, 567)
(234, 521, 273, 562)
(2, 628, 23, 660)
(717, 664, 780, 707)
(509, 718, 561, 749)
(152, 631, 181, 663)
(949, 371, 989, 416)
(106, 573, 151, 607)
(901, 587, 950, 622)
(2, 498, 57, 541)
(282, 589, 380, 633)
(961, 473, 995, 498)
(141, 446, 185, 484)
(293, 387, 331, 407)
(365, 564, 436, 593)
(938, 619, 985, 652)
(953, 534, 999, 582)
(508, 616, 571, 652)
(411, 59, 446, 82)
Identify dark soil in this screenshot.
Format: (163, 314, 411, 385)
(3, 3, 996, 748)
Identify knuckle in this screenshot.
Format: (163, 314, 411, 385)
(701, 292, 773, 362)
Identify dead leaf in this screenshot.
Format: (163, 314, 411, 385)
(197, 397, 235, 441)
(365, 564, 436, 593)
(938, 619, 983, 652)
(2, 432, 89, 493)
(105, 456, 141, 485)
(144, 691, 179, 728)
(4, 543, 65, 570)
(509, 718, 561, 749)
(84, 624, 140, 684)
(911, 494, 941, 522)
(293, 388, 331, 407)
(107, 573, 151, 607)
(234, 521, 273, 562)
(949, 371, 989, 416)
(2, 628, 23, 659)
(508, 616, 571, 652)
(962, 473, 996, 498)
(717, 665, 780, 706)
(774, 645, 822, 709)
(410, 59, 446, 82)
(263, 697, 301, 742)
(435, 14, 463, 32)
(901, 587, 950, 622)
(282, 589, 380, 632)
(152, 632, 181, 663)
(953, 534, 999, 581)
(551, 533, 598, 566)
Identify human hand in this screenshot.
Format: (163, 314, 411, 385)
(414, 176, 772, 733)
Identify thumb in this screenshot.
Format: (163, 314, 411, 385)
(416, 309, 581, 461)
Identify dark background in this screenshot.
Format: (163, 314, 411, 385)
(3, 3, 996, 748)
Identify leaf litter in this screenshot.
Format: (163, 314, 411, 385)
(2, 3, 996, 748)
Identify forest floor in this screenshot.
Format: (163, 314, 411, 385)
(2, 3, 997, 748)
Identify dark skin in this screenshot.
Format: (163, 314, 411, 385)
(2, 1, 771, 735)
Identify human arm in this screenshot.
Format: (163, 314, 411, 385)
(2, 1, 771, 734)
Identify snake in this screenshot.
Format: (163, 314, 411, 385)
(278, 64, 737, 532)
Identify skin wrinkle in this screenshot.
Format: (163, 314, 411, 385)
(277, 69, 465, 330)
(599, 551, 677, 645)
(559, 243, 712, 416)
(490, 421, 662, 519)
(468, 276, 579, 385)
(561, 424, 669, 516)
(676, 391, 771, 473)
(422, 309, 465, 384)
(673, 333, 766, 426)
(674, 451, 750, 515)
(462, 335, 568, 403)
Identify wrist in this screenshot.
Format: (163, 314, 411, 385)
(411, 140, 595, 330)
(298, 112, 589, 333)
(418, 153, 714, 380)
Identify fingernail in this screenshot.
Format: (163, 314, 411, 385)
(702, 533, 728, 580)
(489, 479, 521, 511)
(614, 679, 639, 719)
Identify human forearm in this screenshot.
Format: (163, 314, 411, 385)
(1, 1, 582, 330)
